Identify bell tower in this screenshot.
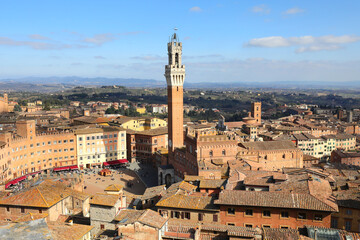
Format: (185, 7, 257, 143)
(165, 30, 185, 153)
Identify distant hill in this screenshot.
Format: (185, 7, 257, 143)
(0, 76, 359, 92)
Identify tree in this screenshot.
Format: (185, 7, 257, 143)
(43, 102, 51, 111)
(13, 104, 22, 112)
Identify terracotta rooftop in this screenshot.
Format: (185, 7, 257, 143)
(136, 127, 168, 136)
(0, 183, 71, 208)
(47, 221, 94, 240)
(184, 175, 204, 182)
(89, 193, 120, 207)
(166, 218, 259, 238)
(199, 179, 226, 189)
(321, 133, 355, 140)
(240, 140, 297, 151)
(156, 193, 218, 211)
(166, 181, 197, 195)
(14, 213, 49, 222)
(215, 190, 337, 212)
(262, 228, 301, 240)
(104, 184, 123, 192)
(140, 185, 166, 200)
(114, 209, 167, 229)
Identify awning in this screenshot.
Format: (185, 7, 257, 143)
(69, 165, 78, 170)
(5, 175, 28, 189)
(53, 166, 70, 172)
(29, 171, 41, 176)
(105, 159, 128, 165)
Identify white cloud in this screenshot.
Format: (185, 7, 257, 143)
(252, 4, 271, 14)
(189, 6, 202, 12)
(186, 58, 360, 83)
(284, 7, 305, 15)
(245, 35, 360, 53)
(83, 33, 116, 46)
(28, 34, 50, 40)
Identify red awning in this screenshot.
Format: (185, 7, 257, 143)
(29, 171, 41, 176)
(103, 162, 110, 166)
(105, 159, 128, 165)
(69, 165, 78, 170)
(5, 175, 28, 189)
(53, 166, 70, 171)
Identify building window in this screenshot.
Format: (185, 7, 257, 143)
(245, 224, 253, 228)
(213, 214, 218, 222)
(262, 225, 271, 228)
(21, 208, 25, 213)
(6, 207, 10, 212)
(281, 211, 289, 218)
(185, 212, 190, 220)
(227, 208, 235, 215)
(245, 209, 253, 216)
(209, 150, 213, 157)
(345, 220, 352, 231)
(314, 214, 323, 222)
(174, 211, 180, 218)
(263, 210, 271, 217)
(331, 218, 338, 228)
(222, 149, 226, 156)
(280, 226, 289, 229)
(297, 212, 306, 220)
(346, 209, 352, 215)
(198, 213, 204, 221)
(227, 223, 235, 226)
(100, 224, 105, 230)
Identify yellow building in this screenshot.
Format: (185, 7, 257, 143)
(75, 126, 127, 169)
(136, 107, 146, 114)
(111, 117, 167, 131)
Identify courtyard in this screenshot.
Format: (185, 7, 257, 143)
(82, 168, 146, 196)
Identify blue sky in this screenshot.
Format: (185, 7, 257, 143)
(0, 0, 359, 83)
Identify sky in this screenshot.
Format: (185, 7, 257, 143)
(0, 0, 360, 83)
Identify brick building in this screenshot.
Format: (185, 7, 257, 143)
(215, 190, 337, 229)
(331, 149, 360, 166)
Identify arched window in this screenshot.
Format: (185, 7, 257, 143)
(222, 149, 226, 156)
(282, 154, 286, 159)
(264, 155, 267, 160)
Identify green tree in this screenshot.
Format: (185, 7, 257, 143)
(43, 102, 51, 111)
(13, 104, 22, 112)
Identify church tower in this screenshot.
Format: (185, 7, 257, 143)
(165, 31, 185, 153)
(251, 102, 262, 124)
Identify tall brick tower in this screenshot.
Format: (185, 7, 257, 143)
(251, 102, 262, 124)
(165, 30, 185, 154)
